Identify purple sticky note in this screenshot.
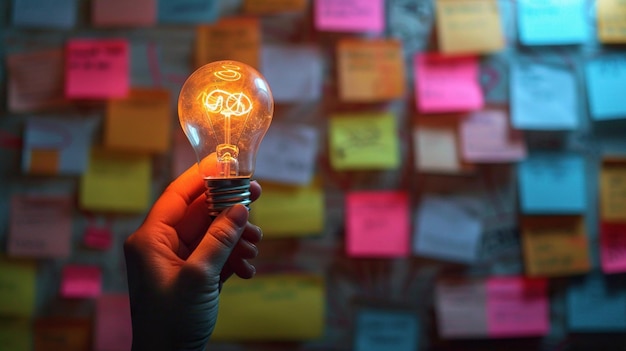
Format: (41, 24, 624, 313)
(314, 0, 384, 33)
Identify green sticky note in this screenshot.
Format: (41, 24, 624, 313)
(0, 258, 37, 318)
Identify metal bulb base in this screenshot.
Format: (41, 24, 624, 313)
(204, 177, 251, 217)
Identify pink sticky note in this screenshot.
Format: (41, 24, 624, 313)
(84, 226, 113, 250)
(92, 0, 156, 27)
(314, 0, 384, 33)
(414, 53, 484, 113)
(95, 294, 132, 351)
(460, 109, 527, 163)
(600, 222, 626, 274)
(65, 39, 129, 99)
(346, 191, 410, 257)
(8, 195, 73, 258)
(486, 276, 549, 337)
(60, 265, 102, 298)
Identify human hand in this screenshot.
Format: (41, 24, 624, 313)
(124, 165, 262, 351)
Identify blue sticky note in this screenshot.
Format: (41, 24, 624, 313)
(567, 274, 626, 331)
(518, 154, 586, 214)
(517, 0, 589, 45)
(158, 0, 218, 24)
(354, 308, 419, 351)
(585, 56, 626, 121)
(12, 0, 77, 29)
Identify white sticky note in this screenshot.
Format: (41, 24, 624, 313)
(261, 45, 323, 103)
(414, 127, 461, 173)
(12, 0, 77, 29)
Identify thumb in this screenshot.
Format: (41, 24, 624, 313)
(187, 204, 249, 272)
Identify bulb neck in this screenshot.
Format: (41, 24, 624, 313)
(204, 177, 251, 217)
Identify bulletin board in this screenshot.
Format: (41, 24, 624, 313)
(1, 0, 626, 350)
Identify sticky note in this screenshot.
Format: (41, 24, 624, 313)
(600, 161, 626, 221)
(92, 0, 156, 27)
(60, 265, 102, 298)
(250, 180, 324, 237)
(354, 308, 419, 351)
(8, 195, 73, 258)
(517, 153, 586, 213)
(83, 226, 113, 251)
(80, 149, 152, 213)
(567, 274, 626, 331)
(172, 129, 197, 178)
(435, 0, 505, 54)
(414, 195, 482, 263)
(0, 320, 32, 351)
(414, 53, 483, 113)
(158, 0, 218, 23)
(486, 276, 549, 337)
(598, 0, 626, 43)
(329, 113, 400, 170)
(511, 62, 578, 130)
(104, 88, 171, 154)
(212, 274, 325, 340)
(314, 0, 384, 33)
(0, 258, 36, 317)
(65, 39, 129, 99)
(346, 191, 410, 258)
(22, 117, 98, 175)
(12, 0, 76, 28)
(34, 318, 91, 351)
(6, 49, 68, 113)
(243, 0, 307, 14)
(600, 223, 626, 274)
(414, 119, 467, 174)
(521, 216, 591, 277)
(261, 45, 323, 103)
(337, 39, 405, 102)
(195, 17, 260, 69)
(94, 294, 132, 351)
(517, 0, 589, 45)
(435, 279, 487, 338)
(585, 56, 626, 121)
(254, 123, 319, 185)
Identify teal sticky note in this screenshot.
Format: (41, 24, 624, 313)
(518, 154, 586, 214)
(517, 0, 589, 45)
(158, 0, 218, 24)
(354, 308, 419, 351)
(12, 0, 77, 29)
(585, 56, 626, 121)
(567, 274, 626, 331)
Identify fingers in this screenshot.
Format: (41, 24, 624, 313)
(250, 180, 261, 202)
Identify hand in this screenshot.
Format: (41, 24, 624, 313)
(124, 165, 262, 351)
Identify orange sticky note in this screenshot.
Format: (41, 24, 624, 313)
(104, 88, 171, 154)
(92, 0, 156, 27)
(195, 17, 260, 69)
(600, 222, 626, 274)
(34, 318, 91, 351)
(337, 39, 405, 102)
(60, 265, 102, 299)
(29, 149, 60, 175)
(597, 0, 626, 43)
(435, 0, 505, 54)
(94, 294, 132, 351)
(6, 49, 68, 113)
(243, 0, 307, 14)
(65, 39, 129, 99)
(600, 160, 626, 222)
(521, 216, 591, 277)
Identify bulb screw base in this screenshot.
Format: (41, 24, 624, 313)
(204, 177, 251, 217)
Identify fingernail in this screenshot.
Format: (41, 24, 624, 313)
(256, 226, 263, 240)
(226, 204, 249, 227)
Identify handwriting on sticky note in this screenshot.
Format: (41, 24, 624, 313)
(567, 274, 626, 331)
(598, 0, 626, 43)
(250, 180, 324, 237)
(195, 17, 260, 69)
(329, 113, 399, 170)
(521, 216, 591, 277)
(346, 191, 410, 258)
(34, 318, 91, 351)
(158, 0, 218, 23)
(601, 223, 626, 274)
(261, 45, 323, 103)
(8, 195, 73, 258)
(435, 279, 487, 338)
(212, 274, 325, 340)
(585, 56, 626, 120)
(61, 265, 102, 298)
(243, 0, 307, 14)
(337, 39, 405, 102)
(12, 0, 77, 29)
(92, 0, 156, 27)
(65, 39, 129, 99)
(435, 0, 504, 54)
(95, 294, 132, 351)
(486, 277, 549, 337)
(414, 54, 483, 113)
(0, 258, 36, 317)
(600, 162, 626, 221)
(460, 109, 526, 163)
(355, 308, 419, 351)
(315, 0, 384, 33)
(517, 0, 588, 45)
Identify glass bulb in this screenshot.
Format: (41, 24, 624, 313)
(178, 60, 273, 215)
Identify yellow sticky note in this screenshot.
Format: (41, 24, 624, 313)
(250, 180, 324, 238)
(435, 0, 504, 54)
(104, 88, 171, 154)
(0, 258, 36, 318)
(80, 149, 151, 213)
(522, 216, 591, 277)
(0, 320, 32, 351)
(598, 0, 626, 43)
(329, 113, 400, 170)
(195, 17, 260, 69)
(243, 0, 307, 14)
(600, 161, 626, 222)
(337, 39, 406, 102)
(212, 274, 325, 341)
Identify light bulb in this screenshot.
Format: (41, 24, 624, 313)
(178, 60, 273, 216)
